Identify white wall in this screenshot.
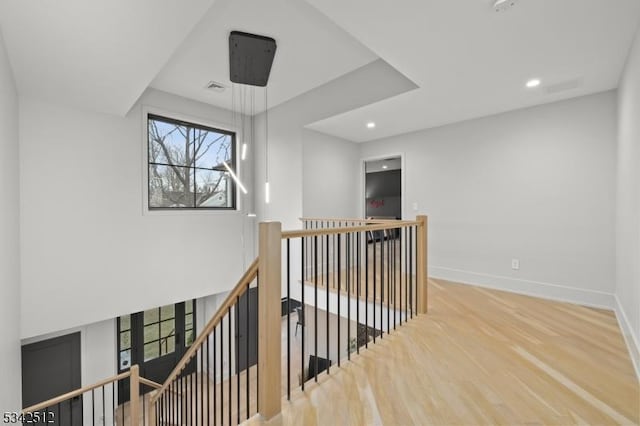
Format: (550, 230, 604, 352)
(360, 92, 618, 308)
(18, 289, 229, 417)
(616, 26, 640, 376)
(0, 29, 21, 410)
(303, 129, 360, 218)
(253, 60, 414, 297)
(253, 59, 418, 227)
(198, 290, 233, 381)
(19, 89, 255, 339)
(18, 291, 227, 388)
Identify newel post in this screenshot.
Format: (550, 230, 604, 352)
(416, 215, 428, 314)
(258, 221, 282, 419)
(129, 365, 140, 426)
(149, 396, 156, 426)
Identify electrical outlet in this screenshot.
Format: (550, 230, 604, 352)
(412, 202, 418, 211)
(511, 259, 520, 270)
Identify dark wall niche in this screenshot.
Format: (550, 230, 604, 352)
(365, 169, 401, 218)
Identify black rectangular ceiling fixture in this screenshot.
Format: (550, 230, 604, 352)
(229, 31, 277, 87)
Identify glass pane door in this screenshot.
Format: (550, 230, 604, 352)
(116, 299, 195, 403)
(143, 305, 176, 361)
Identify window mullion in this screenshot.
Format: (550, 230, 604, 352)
(189, 126, 196, 208)
(157, 309, 161, 357)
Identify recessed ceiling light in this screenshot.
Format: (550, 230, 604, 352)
(367, 122, 376, 129)
(382, 164, 388, 170)
(526, 79, 541, 88)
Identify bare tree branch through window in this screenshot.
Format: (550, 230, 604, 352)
(147, 114, 235, 209)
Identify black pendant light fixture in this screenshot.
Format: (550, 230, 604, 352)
(229, 31, 277, 205)
(229, 31, 277, 86)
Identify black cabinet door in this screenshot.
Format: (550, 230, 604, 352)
(22, 332, 82, 425)
(236, 287, 258, 373)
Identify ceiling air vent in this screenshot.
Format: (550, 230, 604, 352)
(205, 81, 227, 92)
(545, 78, 583, 95)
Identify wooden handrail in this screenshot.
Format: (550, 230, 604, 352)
(282, 220, 419, 239)
(299, 217, 401, 223)
(151, 257, 260, 403)
(416, 215, 428, 314)
(140, 377, 162, 389)
(22, 370, 131, 414)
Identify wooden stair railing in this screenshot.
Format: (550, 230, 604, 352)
(149, 255, 264, 425)
(300, 217, 404, 225)
(289, 217, 427, 315)
(21, 364, 162, 425)
(148, 222, 285, 425)
(279, 216, 428, 403)
(148, 216, 427, 424)
(21, 217, 427, 425)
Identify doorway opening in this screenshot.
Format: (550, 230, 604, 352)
(364, 156, 402, 220)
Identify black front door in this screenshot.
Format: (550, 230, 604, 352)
(118, 300, 195, 403)
(236, 288, 258, 373)
(22, 332, 82, 425)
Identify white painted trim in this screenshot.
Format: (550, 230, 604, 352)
(359, 152, 406, 219)
(430, 266, 615, 310)
(614, 295, 640, 381)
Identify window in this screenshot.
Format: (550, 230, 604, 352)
(119, 314, 132, 370)
(143, 304, 176, 361)
(147, 114, 236, 209)
(117, 300, 196, 371)
(185, 300, 194, 346)
(116, 300, 196, 403)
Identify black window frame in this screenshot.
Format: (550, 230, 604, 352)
(116, 300, 197, 373)
(146, 113, 238, 211)
(141, 305, 177, 362)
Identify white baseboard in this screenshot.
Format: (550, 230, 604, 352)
(430, 266, 615, 310)
(614, 295, 640, 381)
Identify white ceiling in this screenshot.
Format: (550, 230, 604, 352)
(304, 0, 640, 142)
(150, 0, 378, 113)
(0, 0, 638, 142)
(0, 0, 216, 116)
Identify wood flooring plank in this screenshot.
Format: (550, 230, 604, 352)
(245, 279, 640, 425)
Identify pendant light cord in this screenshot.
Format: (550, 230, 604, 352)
(265, 86, 269, 185)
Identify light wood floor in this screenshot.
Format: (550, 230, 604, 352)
(245, 279, 640, 426)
